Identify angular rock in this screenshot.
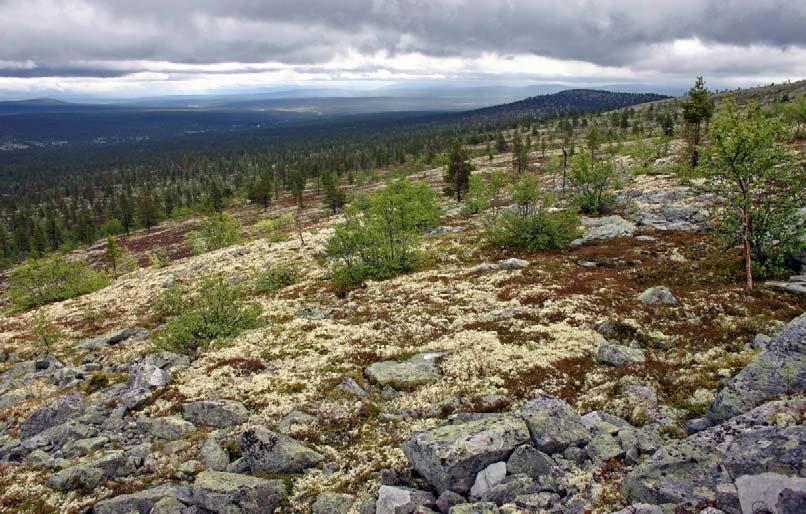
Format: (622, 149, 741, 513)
(277, 410, 316, 434)
(580, 411, 630, 434)
(376, 485, 435, 514)
(499, 258, 529, 270)
(237, 426, 324, 473)
(571, 216, 637, 246)
(200, 436, 230, 471)
(597, 344, 645, 367)
(471, 263, 499, 274)
(513, 492, 559, 510)
(365, 352, 444, 391)
(47, 465, 104, 491)
(77, 328, 135, 350)
(312, 492, 353, 514)
(706, 313, 806, 424)
(586, 432, 625, 463)
(147, 416, 197, 440)
(192, 471, 286, 514)
(479, 474, 538, 506)
(637, 286, 678, 305)
(336, 378, 368, 398)
(518, 396, 591, 454)
(182, 400, 249, 428)
(469, 461, 507, 498)
(505, 445, 556, 481)
(19, 393, 85, 439)
(62, 435, 109, 458)
(402, 414, 530, 494)
(610, 504, 662, 514)
(93, 484, 190, 514)
(735, 473, 806, 514)
(448, 503, 499, 514)
(623, 399, 805, 506)
(150, 496, 187, 514)
(436, 491, 466, 513)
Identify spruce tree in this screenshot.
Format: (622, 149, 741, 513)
(682, 77, 714, 168)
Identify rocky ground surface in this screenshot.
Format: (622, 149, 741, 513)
(0, 154, 804, 514)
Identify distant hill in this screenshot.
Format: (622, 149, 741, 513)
(0, 98, 70, 106)
(457, 89, 669, 125)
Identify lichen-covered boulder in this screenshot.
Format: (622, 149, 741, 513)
(192, 471, 286, 514)
(312, 492, 353, 514)
(182, 400, 249, 428)
(365, 352, 444, 391)
(623, 399, 805, 509)
(517, 396, 591, 454)
(597, 344, 646, 367)
(93, 484, 190, 514)
(237, 426, 324, 473)
(706, 313, 805, 424)
(571, 216, 637, 246)
(637, 286, 678, 305)
(19, 392, 85, 439)
(376, 486, 436, 514)
(402, 414, 530, 494)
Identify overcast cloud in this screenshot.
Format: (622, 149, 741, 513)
(1, 0, 805, 98)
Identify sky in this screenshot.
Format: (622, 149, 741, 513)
(1, 0, 805, 100)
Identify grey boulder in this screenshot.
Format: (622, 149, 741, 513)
(376, 485, 435, 514)
(597, 344, 646, 367)
(192, 470, 286, 514)
(365, 352, 444, 391)
(402, 414, 530, 494)
(637, 286, 678, 305)
(182, 400, 249, 428)
(237, 426, 324, 473)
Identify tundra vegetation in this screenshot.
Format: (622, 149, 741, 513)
(0, 79, 805, 514)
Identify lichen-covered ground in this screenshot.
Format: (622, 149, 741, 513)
(1, 153, 804, 513)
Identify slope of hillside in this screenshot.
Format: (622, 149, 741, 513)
(458, 89, 669, 125)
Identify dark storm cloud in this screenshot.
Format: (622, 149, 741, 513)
(0, 0, 804, 78)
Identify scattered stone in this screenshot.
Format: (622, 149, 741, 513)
(518, 396, 591, 454)
(610, 504, 662, 514)
(93, 484, 189, 514)
(469, 461, 507, 498)
(686, 417, 712, 434)
(19, 393, 85, 440)
(571, 216, 637, 246)
(48, 465, 104, 491)
(580, 411, 630, 434)
(150, 496, 187, 514)
(278, 410, 317, 434)
(597, 343, 646, 367)
(735, 473, 806, 514)
(637, 286, 678, 305)
(147, 416, 197, 440)
(479, 474, 538, 505)
(376, 485, 436, 514)
(748, 333, 771, 350)
(635, 235, 657, 242)
(62, 435, 109, 458)
(577, 260, 598, 268)
(199, 436, 230, 471)
(586, 431, 625, 463)
(336, 378, 368, 398)
(297, 307, 334, 320)
(623, 399, 805, 506)
(706, 313, 805, 424)
(448, 503, 499, 514)
(513, 492, 559, 510)
(192, 470, 286, 514)
(436, 491, 466, 513)
(182, 400, 249, 428)
(506, 445, 556, 480)
(313, 492, 353, 514)
(237, 426, 324, 473)
(365, 352, 444, 391)
(471, 263, 499, 274)
(77, 328, 136, 350)
(499, 258, 529, 270)
(402, 414, 530, 494)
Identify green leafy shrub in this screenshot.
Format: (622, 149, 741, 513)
(148, 248, 172, 268)
(8, 256, 109, 310)
(326, 179, 441, 290)
(32, 311, 63, 355)
(460, 175, 489, 215)
(154, 276, 261, 354)
(251, 265, 299, 293)
(569, 153, 618, 215)
(486, 177, 580, 252)
(251, 215, 293, 243)
(188, 213, 242, 254)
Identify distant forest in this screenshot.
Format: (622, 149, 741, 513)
(0, 89, 668, 267)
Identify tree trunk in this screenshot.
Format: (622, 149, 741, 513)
(562, 148, 568, 192)
(690, 122, 701, 168)
(743, 202, 753, 291)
